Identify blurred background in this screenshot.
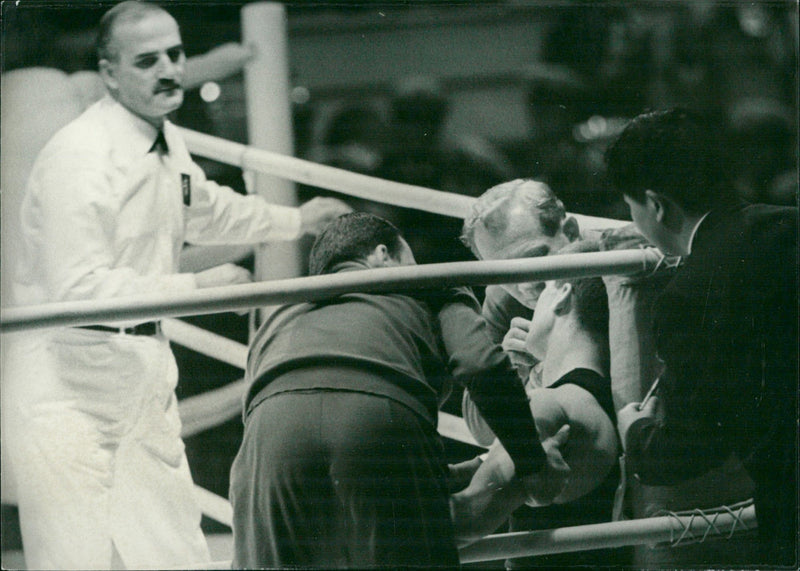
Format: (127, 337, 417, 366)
(2, 0, 798, 560)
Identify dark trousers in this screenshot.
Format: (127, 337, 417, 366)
(230, 388, 459, 569)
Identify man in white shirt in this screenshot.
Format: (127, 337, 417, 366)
(2, 2, 349, 569)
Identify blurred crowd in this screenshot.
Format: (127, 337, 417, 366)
(295, 2, 797, 264)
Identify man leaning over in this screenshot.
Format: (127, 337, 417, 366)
(230, 212, 570, 568)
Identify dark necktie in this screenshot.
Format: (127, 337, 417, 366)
(149, 129, 169, 155)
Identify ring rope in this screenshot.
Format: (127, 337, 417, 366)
(193, 485, 233, 529)
(163, 317, 248, 369)
(655, 500, 754, 547)
(173, 500, 757, 567)
(182, 127, 473, 218)
(0, 249, 661, 333)
(180, 127, 628, 231)
(458, 500, 757, 563)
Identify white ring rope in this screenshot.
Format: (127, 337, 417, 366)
(181, 127, 472, 219)
(655, 500, 755, 546)
(180, 127, 628, 232)
(0, 249, 660, 333)
(193, 485, 233, 529)
(459, 501, 757, 564)
(163, 318, 249, 369)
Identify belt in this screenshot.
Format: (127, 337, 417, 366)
(77, 322, 161, 336)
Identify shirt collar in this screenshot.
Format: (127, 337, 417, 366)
(686, 211, 710, 255)
(100, 95, 169, 156)
(328, 260, 371, 273)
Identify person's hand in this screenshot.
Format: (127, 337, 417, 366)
(448, 455, 485, 493)
(194, 263, 253, 288)
(521, 424, 571, 506)
(502, 317, 537, 379)
(298, 197, 353, 236)
(617, 396, 660, 451)
(601, 224, 681, 284)
(600, 223, 650, 252)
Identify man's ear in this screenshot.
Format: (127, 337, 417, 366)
(553, 282, 572, 316)
(563, 216, 580, 242)
(364, 244, 391, 268)
(645, 189, 684, 230)
(98, 59, 118, 92)
(644, 190, 667, 223)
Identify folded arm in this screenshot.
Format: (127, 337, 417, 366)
(451, 385, 618, 544)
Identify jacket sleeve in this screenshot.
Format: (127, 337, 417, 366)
(625, 384, 733, 485)
(437, 287, 546, 477)
(481, 285, 532, 345)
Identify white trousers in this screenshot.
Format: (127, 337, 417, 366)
(2, 329, 210, 570)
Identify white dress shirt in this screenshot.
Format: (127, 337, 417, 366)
(14, 95, 300, 309)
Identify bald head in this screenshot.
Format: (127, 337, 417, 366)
(96, 1, 185, 128)
(460, 179, 579, 308)
(96, 1, 174, 63)
(461, 179, 570, 260)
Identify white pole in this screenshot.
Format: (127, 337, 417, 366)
(241, 2, 301, 302)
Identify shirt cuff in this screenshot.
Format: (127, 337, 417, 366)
(266, 204, 302, 241)
(624, 416, 655, 458)
(168, 273, 200, 292)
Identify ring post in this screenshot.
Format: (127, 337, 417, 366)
(241, 2, 300, 322)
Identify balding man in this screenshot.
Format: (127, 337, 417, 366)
(459, 179, 583, 399)
(2, 2, 349, 569)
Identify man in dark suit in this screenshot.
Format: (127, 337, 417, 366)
(229, 213, 570, 568)
(608, 108, 798, 567)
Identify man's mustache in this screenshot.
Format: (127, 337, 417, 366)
(154, 80, 182, 94)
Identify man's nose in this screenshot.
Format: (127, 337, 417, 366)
(156, 53, 183, 78)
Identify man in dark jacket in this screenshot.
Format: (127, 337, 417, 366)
(229, 212, 570, 568)
(610, 108, 798, 567)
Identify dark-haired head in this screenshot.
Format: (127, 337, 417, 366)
(526, 239, 609, 367)
(309, 212, 409, 275)
(605, 108, 731, 215)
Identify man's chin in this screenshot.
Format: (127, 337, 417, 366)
(156, 90, 184, 113)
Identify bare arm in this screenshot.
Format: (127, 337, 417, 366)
(451, 385, 618, 544)
(450, 441, 529, 546)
